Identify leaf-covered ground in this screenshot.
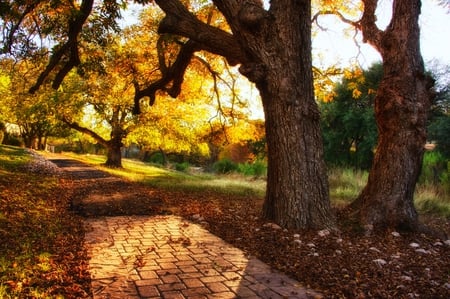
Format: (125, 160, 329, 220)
(0, 148, 91, 298)
(2, 150, 449, 298)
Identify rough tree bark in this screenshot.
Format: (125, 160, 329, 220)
(351, 0, 434, 230)
(12, 0, 334, 229)
(154, 0, 334, 229)
(62, 111, 127, 168)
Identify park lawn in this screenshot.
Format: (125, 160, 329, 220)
(58, 151, 267, 198)
(1, 146, 449, 298)
(58, 151, 450, 218)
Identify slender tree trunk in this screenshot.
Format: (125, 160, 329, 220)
(352, 0, 434, 230)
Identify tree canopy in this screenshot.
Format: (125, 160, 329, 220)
(1, 0, 442, 231)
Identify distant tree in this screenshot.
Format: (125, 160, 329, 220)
(427, 63, 450, 157)
(320, 63, 381, 169)
(0, 58, 57, 149)
(57, 67, 137, 168)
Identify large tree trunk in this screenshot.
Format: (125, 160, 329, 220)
(257, 1, 333, 229)
(352, 0, 434, 230)
(154, 0, 334, 229)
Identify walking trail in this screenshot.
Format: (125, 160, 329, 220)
(48, 155, 321, 299)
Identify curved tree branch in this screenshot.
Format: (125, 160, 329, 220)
(29, 0, 94, 93)
(61, 116, 109, 148)
(0, 1, 41, 54)
(359, 0, 384, 50)
(312, 10, 360, 29)
(133, 39, 200, 114)
(155, 0, 245, 66)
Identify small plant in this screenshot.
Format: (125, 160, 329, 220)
(213, 158, 238, 174)
(237, 160, 267, 177)
(175, 161, 190, 172)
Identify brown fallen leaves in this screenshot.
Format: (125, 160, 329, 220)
(3, 154, 449, 298)
(0, 170, 91, 298)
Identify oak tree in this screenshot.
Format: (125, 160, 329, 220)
(351, 0, 435, 231)
(1, 0, 336, 229)
(315, 0, 436, 230)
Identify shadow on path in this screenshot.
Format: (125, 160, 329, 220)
(48, 157, 164, 217)
(47, 155, 321, 298)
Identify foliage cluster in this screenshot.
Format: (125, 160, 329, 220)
(213, 158, 267, 177)
(0, 146, 89, 298)
(321, 61, 450, 172)
(320, 63, 381, 169)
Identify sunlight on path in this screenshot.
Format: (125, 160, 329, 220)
(85, 215, 321, 299)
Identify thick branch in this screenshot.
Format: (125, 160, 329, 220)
(133, 39, 200, 114)
(360, 0, 384, 50)
(29, 0, 94, 93)
(155, 0, 245, 66)
(62, 117, 109, 148)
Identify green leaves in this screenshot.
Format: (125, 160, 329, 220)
(320, 63, 381, 169)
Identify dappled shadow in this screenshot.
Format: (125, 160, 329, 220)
(49, 158, 111, 180)
(48, 157, 165, 217)
(85, 215, 319, 298)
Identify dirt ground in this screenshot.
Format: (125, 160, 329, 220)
(47, 156, 450, 298)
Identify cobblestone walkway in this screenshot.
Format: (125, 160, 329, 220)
(85, 216, 320, 299)
(46, 155, 320, 298)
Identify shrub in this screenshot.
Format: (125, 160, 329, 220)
(175, 162, 190, 172)
(147, 152, 165, 165)
(213, 158, 238, 174)
(237, 161, 267, 177)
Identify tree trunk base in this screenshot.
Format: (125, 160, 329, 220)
(349, 194, 419, 232)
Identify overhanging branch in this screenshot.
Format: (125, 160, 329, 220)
(29, 0, 94, 93)
(155, 0, 244, 66)
(133, 39, 200, 114)
(61, 116, 109, 148)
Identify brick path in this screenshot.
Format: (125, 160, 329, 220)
(46, 155, 321, 298)
(85, 216, 321, 299)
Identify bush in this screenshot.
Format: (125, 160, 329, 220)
(175, 162, 190, 172)
(213, 158, 238, 174)
(237, 161, 267, 177)
(3, 134, 22, 147)
(146, 152, 166, 165)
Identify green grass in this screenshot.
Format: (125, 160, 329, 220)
(328, 168, 368, 206)
(414, 184, 450, 218)
(63, 154, 450, 218)
(328, 167, 450, 218)
(0, 145, 30, 171)
(60, 152, 267, 198)
(45, 151, 450, 217)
